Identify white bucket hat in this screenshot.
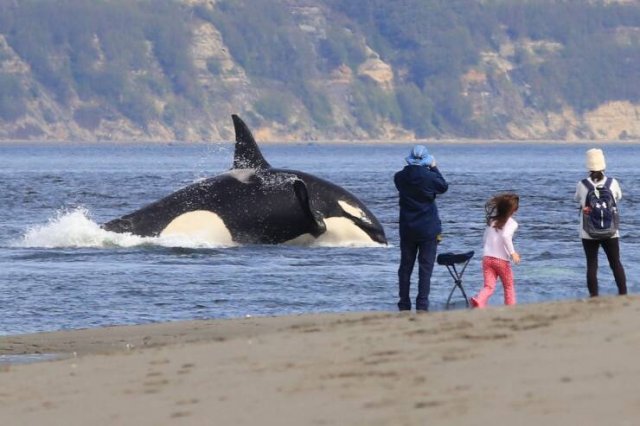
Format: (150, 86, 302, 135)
(586, 148, 606, 171)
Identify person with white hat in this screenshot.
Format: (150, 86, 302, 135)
(573, 148, 627, 297)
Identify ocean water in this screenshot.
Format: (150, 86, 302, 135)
(0, 142, 638, 336)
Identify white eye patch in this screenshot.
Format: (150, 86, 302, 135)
(338, 200, 372, 224)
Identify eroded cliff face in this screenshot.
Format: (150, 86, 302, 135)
(461, 37, 640, 141)
(0, 0, 638, 142)
(584, 102, 640, 140)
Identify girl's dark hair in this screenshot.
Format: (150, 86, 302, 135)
(486, 193, 519, 230)
(590, 171, 604, 182)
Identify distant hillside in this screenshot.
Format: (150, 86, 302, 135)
(0, 0, 639, 141)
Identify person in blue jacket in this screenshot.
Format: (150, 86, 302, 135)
(394, 145, 448, 311)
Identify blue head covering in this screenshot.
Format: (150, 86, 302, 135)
(405, 145, 433, 167)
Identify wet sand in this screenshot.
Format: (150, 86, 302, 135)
(1, 296, 640, 425)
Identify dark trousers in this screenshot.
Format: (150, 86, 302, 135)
(581, 238, 627, 297)
(398, 237, 437, 311)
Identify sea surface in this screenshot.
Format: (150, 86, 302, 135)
(1, 142, 638, 336)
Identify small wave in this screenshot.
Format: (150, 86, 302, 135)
(13, 208, 235, 249)
(308, 240, 389, 248)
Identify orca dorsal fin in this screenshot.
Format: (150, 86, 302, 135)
(232, 114, 271, 170)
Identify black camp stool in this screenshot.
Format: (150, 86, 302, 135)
(437, 251, 475, 309)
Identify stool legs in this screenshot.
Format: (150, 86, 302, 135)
(444, 264, 470, 309)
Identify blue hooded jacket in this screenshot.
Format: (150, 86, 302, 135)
(394, 164, 448, 241)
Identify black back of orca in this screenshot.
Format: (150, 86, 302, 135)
(102, 171, 322, 244)
(102, 115, 387, 245)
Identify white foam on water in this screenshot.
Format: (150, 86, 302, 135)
(13, 208, 235, 249)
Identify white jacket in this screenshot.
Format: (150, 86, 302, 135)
(483, 217, 518, 261)
(574, 176, 622, 239)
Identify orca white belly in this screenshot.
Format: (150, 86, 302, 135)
(160, 210, 234, 245)
(285, 217, 375, 246)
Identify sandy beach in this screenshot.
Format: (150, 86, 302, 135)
(1, 296, 640, 425)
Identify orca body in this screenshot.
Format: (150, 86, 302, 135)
(102, 115, 387, 246)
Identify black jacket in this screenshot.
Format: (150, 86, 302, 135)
(394, 165, 448, 241)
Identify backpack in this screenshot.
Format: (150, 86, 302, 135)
(582, 177, 619, 239)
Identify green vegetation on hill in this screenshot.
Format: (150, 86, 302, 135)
(0, 72, 26, 121)
(497, 1, 640, 112)
(331, 0, 640, 135)
(329, 0, 484, 135)
(0, 0, 639, 139)
(206, 0, 640, 136)
(200, 0, 340, 126)
(0, 0, 197, 125)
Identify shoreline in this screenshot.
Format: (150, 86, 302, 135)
(0, 138, 639, 145)
(2, 296, 640, 424)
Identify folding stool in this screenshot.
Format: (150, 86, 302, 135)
(436, 251, 475, 309)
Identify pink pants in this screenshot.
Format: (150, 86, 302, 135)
(471, 256, 516, 308)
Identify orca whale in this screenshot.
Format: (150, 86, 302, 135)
(102, 115, 387, 246)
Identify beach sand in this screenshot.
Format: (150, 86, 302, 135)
(1, 296, 640, 425)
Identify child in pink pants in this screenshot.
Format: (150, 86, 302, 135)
(471, 193, 521, 308)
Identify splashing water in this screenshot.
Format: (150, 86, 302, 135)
(14, 208, 236, 249)
(16, 208, 152, 248)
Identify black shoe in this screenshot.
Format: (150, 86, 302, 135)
(398, 299, 411, 311)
